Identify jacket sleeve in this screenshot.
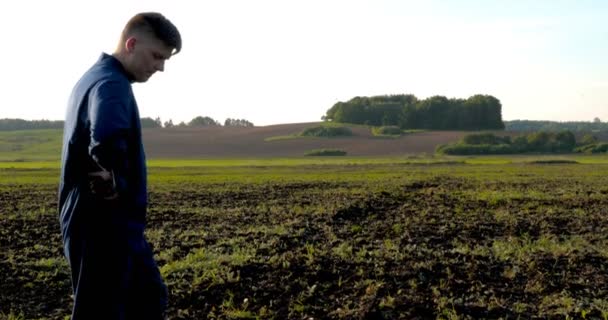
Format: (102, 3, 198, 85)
(87, 80, 132, 196)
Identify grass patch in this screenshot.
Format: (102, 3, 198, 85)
(0, 311, 26, 320)
(304, 149, 347, 156)
(263, 135, 302, 142)
(300, 126, 353, 138)
(265, 124, 354, 141)
(402, 129, 427, 134)
(371, 126, 402, 138)
(526, 159, 579, 164)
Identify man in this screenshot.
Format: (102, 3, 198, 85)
(58, 12, 181, 319)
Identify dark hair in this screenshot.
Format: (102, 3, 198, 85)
(122, 12, 182, 55)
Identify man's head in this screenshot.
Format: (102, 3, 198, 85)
(113, 12, 182, 83)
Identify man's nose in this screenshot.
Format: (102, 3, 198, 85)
(156, 61, 165, 72)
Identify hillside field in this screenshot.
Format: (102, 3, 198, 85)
(0, 123, 511, 161)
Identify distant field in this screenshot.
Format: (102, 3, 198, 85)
(0, 124, 482, 161)
(2, 126, 608, 170)
(1, 124, 607, 161)
(0, 129, 63, 161)
(3, 162, 608, 319)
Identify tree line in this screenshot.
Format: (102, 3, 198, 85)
(0, 117, 254, 131)
(0, 119, 64, 131)
(323, 94, 504, 130)
(504, 119, 608, 132)
(437, 131, 583, 155)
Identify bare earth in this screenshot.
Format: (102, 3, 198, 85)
(142, 122, 507, 158)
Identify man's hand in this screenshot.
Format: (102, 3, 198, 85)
(87, 170, 119, 200)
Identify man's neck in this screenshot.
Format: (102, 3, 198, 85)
(111, 52, 136, 83)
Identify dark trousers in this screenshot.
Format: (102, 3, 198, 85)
(64, 222, 168, 320)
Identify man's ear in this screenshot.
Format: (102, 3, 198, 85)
(125, 37, 137, 53)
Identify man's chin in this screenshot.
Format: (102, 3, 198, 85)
(135, 76, 151, 83)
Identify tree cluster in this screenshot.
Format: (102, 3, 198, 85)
(224, 118, 254, 127)
(323, 94, 504, 130)
(188, 116, 221, 127)
(437, 131, 578, 155)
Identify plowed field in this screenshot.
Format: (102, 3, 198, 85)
(2, 163, 608, 319)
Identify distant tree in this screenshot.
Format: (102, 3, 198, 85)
(177, 121, 187, 127)
(224, 118, 254, 127)
(511, 136, 529, 152)
(140, 117, 162, 128)
(463, 133, 509, 145)
(527, 131, 551, 151)
(415, 95, 451, 129)
(580, 134, 598, 146)
(164, 119, 174, 128)
(332, 99, 369, 124)
(554, 130, 576, 152)
(188, 116, 220, 127)
(594, 117, 602, 123)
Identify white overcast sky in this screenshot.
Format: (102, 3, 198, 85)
(1, 0, 607, 126)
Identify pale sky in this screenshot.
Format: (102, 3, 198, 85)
(1, 0, 607, 126)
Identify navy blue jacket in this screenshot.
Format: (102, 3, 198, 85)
(58, 53, 148, 240)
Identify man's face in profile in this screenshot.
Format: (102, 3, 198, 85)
(127, 34, 173, 83)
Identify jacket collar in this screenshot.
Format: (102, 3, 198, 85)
(98, 52, 134, 82)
